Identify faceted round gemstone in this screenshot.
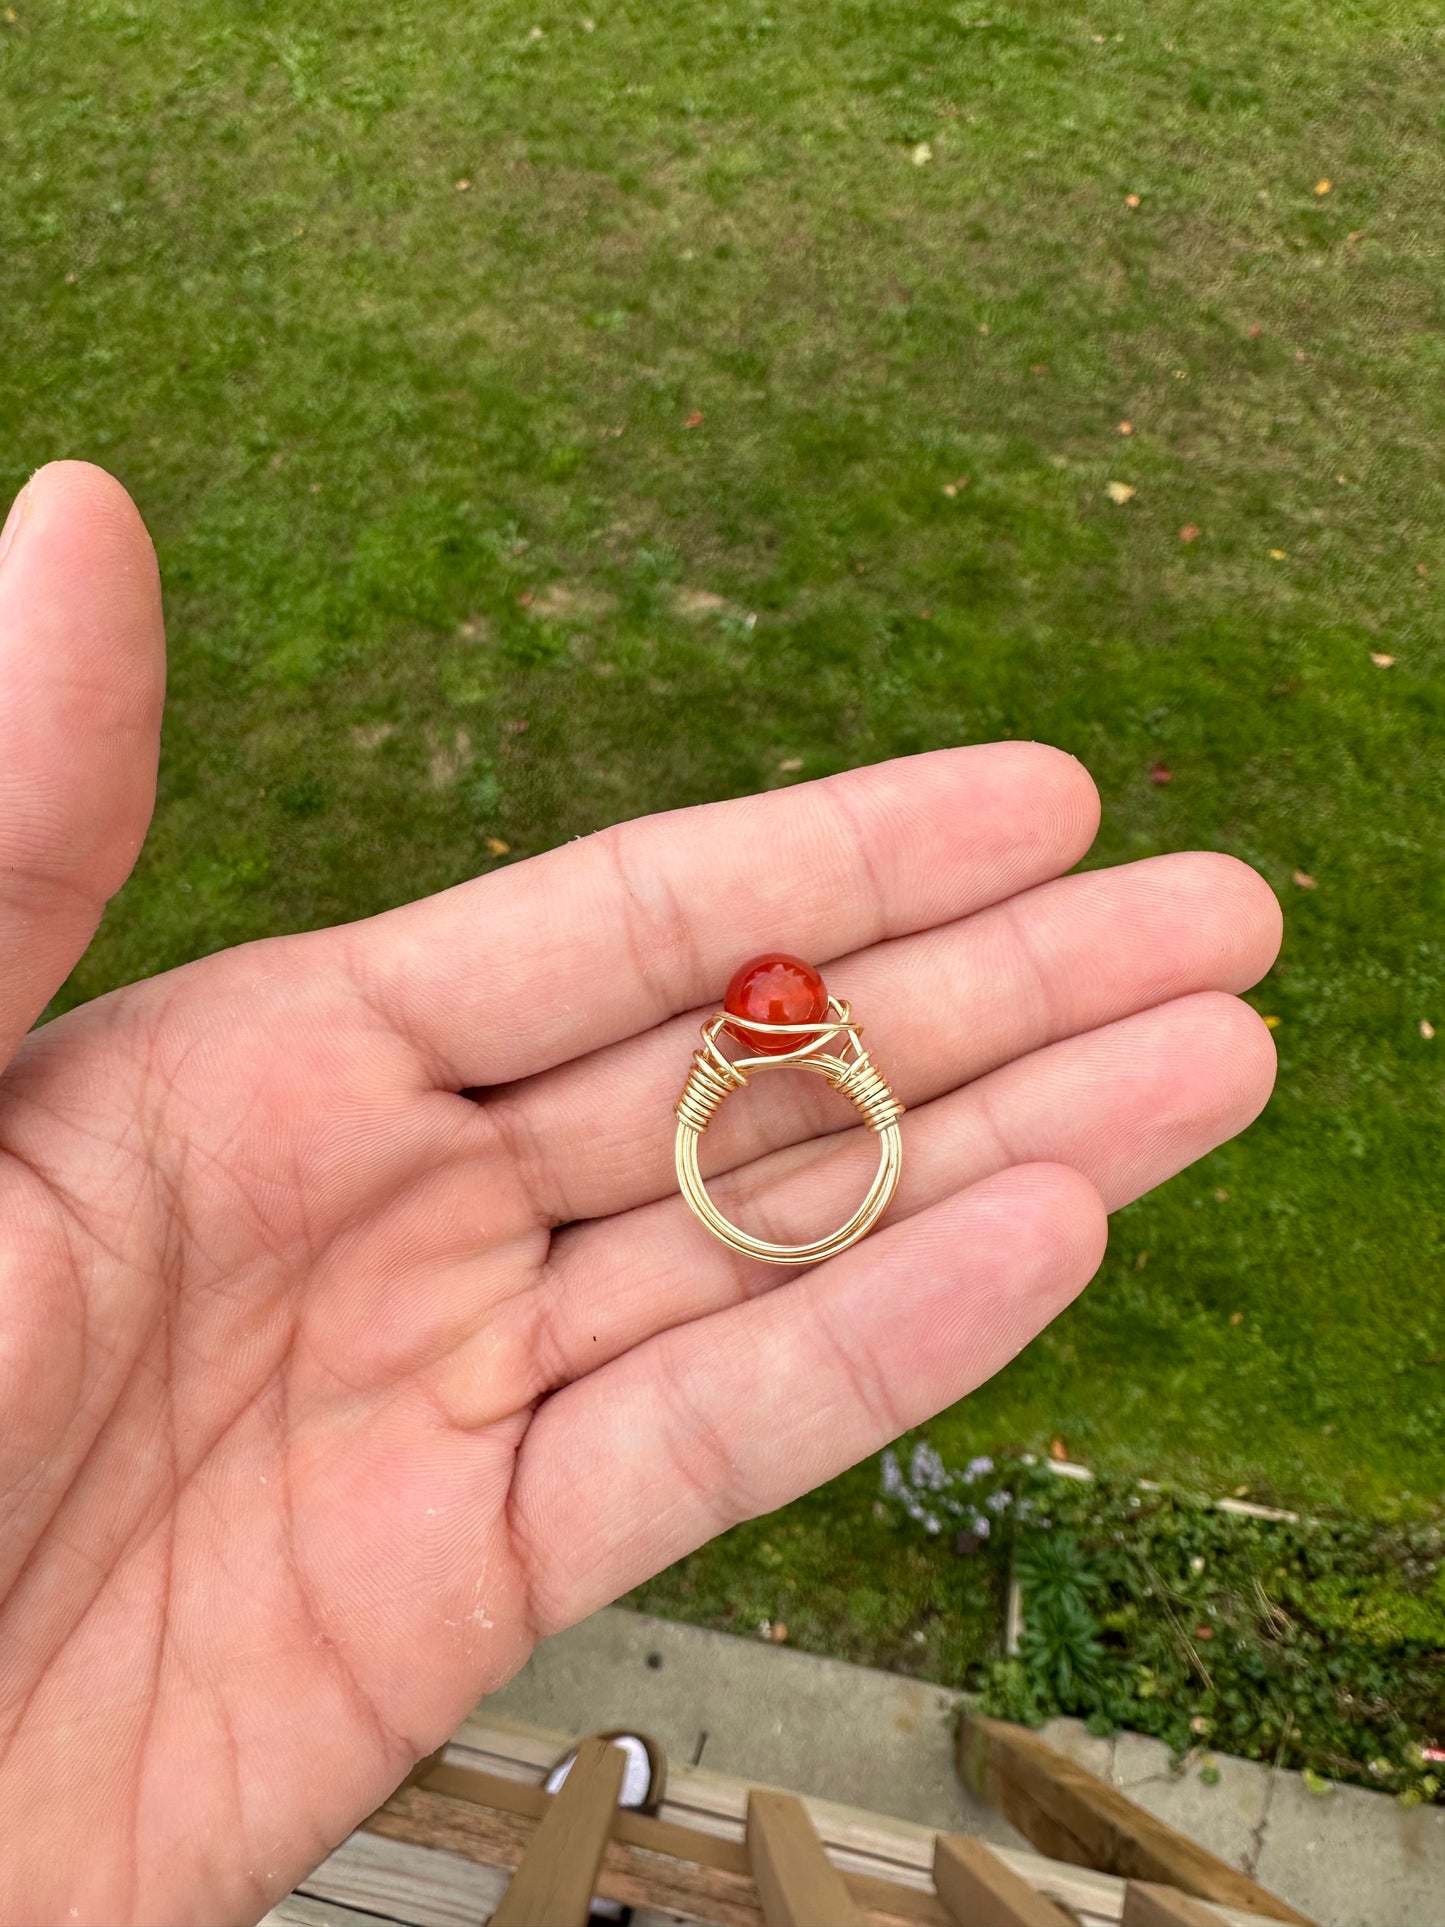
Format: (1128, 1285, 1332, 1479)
(724, 952, 828, 1054)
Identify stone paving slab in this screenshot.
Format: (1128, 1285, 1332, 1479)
(485, 1607, 1445, 1927)
(1112, 1728, 1271, 1876)
(1040, 1715, 1445, 1927)
(1255, 1771, 1445, 1927)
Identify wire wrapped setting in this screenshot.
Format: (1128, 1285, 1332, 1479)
(674, 996, 904, 1265)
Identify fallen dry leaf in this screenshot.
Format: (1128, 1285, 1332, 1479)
(1117, 420, 1133, 435)
(1030, 362, 1047, 374)
(1422, 1020, 1436, 1041)
(485, 837, 510, 856)
(1347, 228, 1365, 243)
(1124, 192, 1141, 208)
(1314, 177, 1331, 195)
(911, 141, 933, 166)
(1049, 1436, 1068, 1461)
(1264, 1014, 1282, 1029)
(941, 477, 969, 497)
(977, 321, 990, 335)
(1230, 1311, 1244, 1326)
(1294, 349, 1307, 363)
(683, 409, 704, 428)
(454, 178, 471, 191)
(1194, 1625, 1215, 1641)
(771, 1622, 789, 1642)
(1370, 652, 1395, 667)
(1105, 480, 1136, 504)
(1269, 548, 1288, 560)
(1246, 322, 1263, 338)
(1179, 524, 1200, 544)
(1148, 762, 1173, 785)
(1215, 1188, 1230, 1202)
(777, 757, 803, 773)
(1293, 870, 1317, 890)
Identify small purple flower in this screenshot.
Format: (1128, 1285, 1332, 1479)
(910, 1441, 949, 1491)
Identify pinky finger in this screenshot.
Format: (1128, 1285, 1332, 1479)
(507, 1162, 1107, 1636)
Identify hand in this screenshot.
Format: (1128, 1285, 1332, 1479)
(0, 464, 1280, 1924)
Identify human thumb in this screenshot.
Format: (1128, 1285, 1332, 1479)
(0, 462, 165, 1069)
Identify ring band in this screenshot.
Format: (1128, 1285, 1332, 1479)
(674, 982, 904, 1266)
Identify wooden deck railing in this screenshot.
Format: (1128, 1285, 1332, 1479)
(340, 1717, 1316, 1927)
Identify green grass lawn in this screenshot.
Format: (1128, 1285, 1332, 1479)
(5, 0, 1444, 1604)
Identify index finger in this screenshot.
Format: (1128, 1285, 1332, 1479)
(339, 743, 1099, 1088)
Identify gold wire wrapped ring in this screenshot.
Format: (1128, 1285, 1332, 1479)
(674, 957, 904, 1266)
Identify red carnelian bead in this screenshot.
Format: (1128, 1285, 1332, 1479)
(724, 953, 828, 1055)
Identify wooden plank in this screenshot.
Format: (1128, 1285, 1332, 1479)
(489, 1734, 624, 1927)
(448, 1716, 980, 1886)
(437, 1730, 950, 1895)
(1123, 1882, 1227, 1927)
(957, 1715, 1314, 1927)
(416, 1759, 753, 1874)
(933, 1833, 1074, 1926)
(261, 1896, 409, 1927)
(370, 1776, 952, 1927)
(451, 1715, 953, 1878)
(438, 1713, 1294, 1927)
(371, 1782, 767, 1927)
(747, 1788, 866, 1927)
(302, 1827, 510, 1927)
(846, 1873, 953, 1927)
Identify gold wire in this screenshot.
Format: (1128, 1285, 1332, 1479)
(673, 996, 904, 1266)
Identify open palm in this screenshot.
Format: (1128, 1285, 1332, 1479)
(0, 465, 1281, 1925)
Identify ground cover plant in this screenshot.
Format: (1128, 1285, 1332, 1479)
(5, 0, 1444, 1705)
(634, 1441, 1445, 1803)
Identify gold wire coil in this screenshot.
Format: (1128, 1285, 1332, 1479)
(674, 996, 904, 1266)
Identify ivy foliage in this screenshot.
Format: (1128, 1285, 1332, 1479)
(881, 1443, 1445, 1806)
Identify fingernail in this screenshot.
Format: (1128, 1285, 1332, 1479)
(0, 479, 32, 573)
